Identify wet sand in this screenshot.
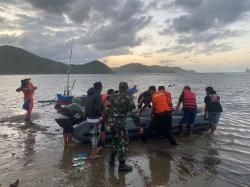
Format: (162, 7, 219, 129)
(0, 115, 236, 187)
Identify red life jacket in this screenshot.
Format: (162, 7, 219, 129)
(163, 90, 173, 110)
(152, 91, 171, 113)
(183, 90, 197, 109)
(101, 93, 108, 103)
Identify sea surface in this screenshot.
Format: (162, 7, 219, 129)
(0, 73, 250, 187)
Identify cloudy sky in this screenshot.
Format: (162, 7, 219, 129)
(1, 0, 250, 72)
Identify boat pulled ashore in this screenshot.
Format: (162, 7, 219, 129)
(73, 108, 209, 143)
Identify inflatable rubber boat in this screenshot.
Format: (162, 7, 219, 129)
(73, 109, 209, 143)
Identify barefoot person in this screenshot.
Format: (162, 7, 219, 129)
(55, 98, 85, 147)
(175, 86, 197, 138)
(204, 87, 223, 135)
(85, 82, 103, 159)
(16, 78, 37, 122)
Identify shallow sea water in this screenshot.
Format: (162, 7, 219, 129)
(0, 73, 250, 187)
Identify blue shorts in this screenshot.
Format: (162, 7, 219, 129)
(208, 112, 221, 125)
(22, 99, 30, 111)
(180, 108, 197, 125)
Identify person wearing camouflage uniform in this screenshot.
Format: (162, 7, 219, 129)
(107, 82, 143, 172)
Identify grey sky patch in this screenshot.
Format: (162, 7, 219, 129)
(174, 0, 202, 9)
(159, 0, 250, 54)
(67, 0, 144, 24)
(157, 41, 235, 55)
(0, 0, 151, 64)
(198, 42, 235, 55)
(0, 16, 4, 23)
(0, 34, 19, 44)
(170, 0, 250, 33)
(66, 0, 151, 51)
(157, 45, 194, 54)
(142, 52, 153, 58)
(159, 59, 174, 65)
(26, 0, 73, 14)
(177, 29, 240, 44)
(1, 0, 20, 3)
(82, 16, 151, 50)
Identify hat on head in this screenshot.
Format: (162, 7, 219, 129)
(21, 78, 31, 88)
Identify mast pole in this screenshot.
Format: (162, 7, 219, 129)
(66, 48, 72, 96)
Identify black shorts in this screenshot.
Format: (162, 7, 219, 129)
(154, 111, 173, 136)
(55, 118, 73, 134)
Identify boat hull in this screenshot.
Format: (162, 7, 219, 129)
(73, 112, 209, 143)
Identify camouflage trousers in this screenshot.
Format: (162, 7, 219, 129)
(110, 123, 129, 162)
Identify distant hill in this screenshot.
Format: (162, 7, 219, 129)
(70, 61, 113, 74)
(0, 45, 194, 74)
(0, 45, 113, 74)
(113, 63, 195, 73)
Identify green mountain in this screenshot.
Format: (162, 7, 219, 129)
(70, 61, 113, 74)
(0, 45, 113, 74)
(113, 63, 195, 73)
(0, 45, 194, 74)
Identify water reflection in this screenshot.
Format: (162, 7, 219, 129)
(202, 148, 220, 175)
(23, 132, 36, 166)
(87, 158, 106, 187)
(60, 148, 75, 169)
(108, 167, 126, 187)
(148, 152, 171, 186)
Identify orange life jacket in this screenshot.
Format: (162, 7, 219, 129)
(183, 90, 197, 109)
(152, 91, 170, 113)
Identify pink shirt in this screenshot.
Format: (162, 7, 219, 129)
(17, 83, 37, 100)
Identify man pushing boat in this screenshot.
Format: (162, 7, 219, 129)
(55, 98, 85, 147)
(85, 82, 103, 159)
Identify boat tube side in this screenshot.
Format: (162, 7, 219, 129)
(73, 112, 209, 143)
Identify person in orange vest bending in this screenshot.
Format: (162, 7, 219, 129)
(175, 86, 197, 138)
(158, 86, 173, 111)
(151, 86, 178, 145)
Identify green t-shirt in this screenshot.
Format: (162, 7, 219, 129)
(65, 103, 85, 119)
